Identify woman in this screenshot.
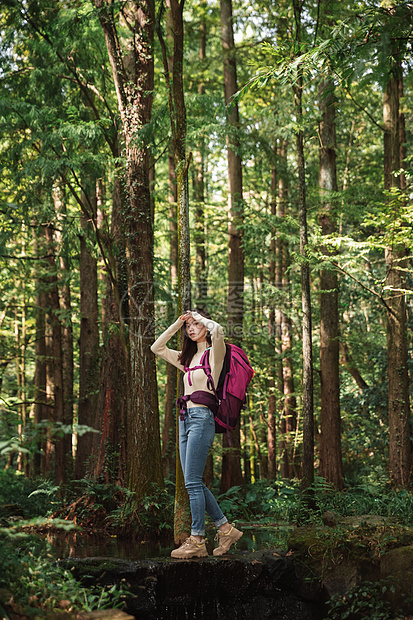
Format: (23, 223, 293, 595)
(151, 309, 243, 558)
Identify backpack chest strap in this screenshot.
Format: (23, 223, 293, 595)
(184, 349, 216, 391)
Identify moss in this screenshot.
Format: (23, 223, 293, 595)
(288, 517, 413, 594)
(63, 559, 122, 580)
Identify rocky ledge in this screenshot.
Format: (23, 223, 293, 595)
(60, 551, 324, 620)
(60, 515, 413, 620)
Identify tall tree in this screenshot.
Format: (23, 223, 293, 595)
(160, 2, 178, 481)
(75, 188, 100, 479)
(161, 147, 178, 479)
(220, 0, 244, 492)
(32, 228, 48, 478)
(94, 0, 163, 497)
(54, 185, 74, 479)
(92, 164, 129, 484)
(278, 141, 297, 479)
(267, 152, 278, 480)
(193, 1, 208, 305)
(383, 61, 411, 488)
(158, 0, 192, 542)
(45, 220, 66, 485)
(293, 0, 314, 491)
(317, 74, 344, 489)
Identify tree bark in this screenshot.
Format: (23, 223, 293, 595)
(161, 4, 179, 482)
(158, 0, 192, 541)
(294, 72, 314, 492)
(267, 159, 277, 480)
(45, 222, 65, 486)
(193, 8, 207, 304)
(75, 188, 100, 480)
(277, 142, 297, 480)
(318, 76, 344, 490)
(275, 148, 292, 480)
(220, 0, 244, 492)
(54, 185, 74, 479)
(161, 149, 178, 480)
(95, 0, 163, 497)
(92, 168, 129, 485)
(383, 71, 411, 488)
(32, 227, 48, 478)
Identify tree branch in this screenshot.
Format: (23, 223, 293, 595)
(342, 85, 385, 131)
(330, 260, 396, 317)
(18, 1, 117, 152)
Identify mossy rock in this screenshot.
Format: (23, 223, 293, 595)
(381, 545, 413, 615)
(287, 516, 412, 597)
(60, 558, 134, 584)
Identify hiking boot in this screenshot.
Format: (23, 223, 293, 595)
(213, 524, 243, 556)
(171, 536, 208, 558)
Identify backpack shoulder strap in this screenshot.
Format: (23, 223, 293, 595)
(184, 347, 215, 390)
(202, 348, 215, 392)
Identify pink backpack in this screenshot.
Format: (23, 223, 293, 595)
(179, 344, 254, 437)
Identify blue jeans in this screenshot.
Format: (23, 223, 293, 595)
(179, 407, 228, 536)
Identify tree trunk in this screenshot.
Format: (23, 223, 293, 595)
(193, 8, 207, 304)
(220, 0, 244, 492)
(275, 150, 291, 480)
(45, 222, 65, 486)
(161, 150, 178, 480)
(95, 0, 163, 498)
(398, 61, 407, 191)
(92, 170, 129, 485)
(54, 185, 74, 479)
(97, 181, 108, 340)
(161, 5, 179, 482)
(32, 227, 48, 478)
(158, 0, 192, 541)
(383, 71, 411, 488)
(171, 0, 192, 543)
(194, 2, 212, 485)
(276, 140, 298, 479)
(281, 305, 297, 477)
(294, 71, 314, 492)
(75, 188, 100, 480)
(15, 302, 27, 475)
(268, 158, 278, 480)
(317, 76, 344, 490)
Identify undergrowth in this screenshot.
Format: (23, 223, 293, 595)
(51, 479, 175, 538)
(0, 528, 128, 618)
(213, 477, 413, 527)
(3, 469, 413, 537)
(326, 581, 396, 620)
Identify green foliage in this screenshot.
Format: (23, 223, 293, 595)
(52, 479, 174, 538)
(327, 581, 395, 620)
(0, 470, 58, 517)
(214, 478, 413, 532)
(216, 480, 300, 523)
(0, 529, 128, 616)
(109, 482, 174, 537)
(292, 477, 413, 526)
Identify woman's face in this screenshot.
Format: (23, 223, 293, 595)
(186, 317, 208, 342)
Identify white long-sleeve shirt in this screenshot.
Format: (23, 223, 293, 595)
(150, 311, 226, 409)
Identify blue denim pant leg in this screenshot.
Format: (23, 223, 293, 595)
(179, 407, 228, 537)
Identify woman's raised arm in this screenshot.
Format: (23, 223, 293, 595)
(150, 318, 185, 371)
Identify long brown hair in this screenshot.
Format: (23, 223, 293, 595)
(178, 308, 212, 367)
